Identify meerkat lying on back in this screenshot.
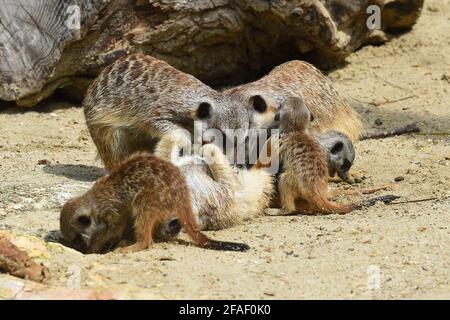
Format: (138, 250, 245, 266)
(83, 54, 250, 170)
(154, 136, 274, 231)
(60, 152, 250, 254)
(271, 97, 397, 215)
(225, 60, 362, 142)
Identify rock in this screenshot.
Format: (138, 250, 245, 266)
(0, 236, 49, 282)
(0, 0, 424, 107)
(0, 274, 162, 300)
(37, 159, 51, 166)
(0, 231, 49, 259)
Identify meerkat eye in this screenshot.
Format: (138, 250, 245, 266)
(77, 215, 91, 227)
(310, 112, 315, 122)
(197, 102, 212, 120)
(342, 159, 352, 171)
(330, 142, 344, 155)
(251, 95, 267, 113)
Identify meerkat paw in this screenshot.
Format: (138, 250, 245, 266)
(201, 143, 226, 165)
(114, 242, 149, 253)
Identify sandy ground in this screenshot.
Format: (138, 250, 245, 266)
(0, 0, 449, 299)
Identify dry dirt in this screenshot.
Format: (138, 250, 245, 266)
(0, 0, 449, 299)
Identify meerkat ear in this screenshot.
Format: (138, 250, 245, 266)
(330, 141, 344, 155)
(196, 102, 213, 120)
(250, 95, 268, 113)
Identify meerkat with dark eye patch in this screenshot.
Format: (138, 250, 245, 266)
(224, 60, 362, 142)
(154, 135, 274, 232)
(83, 54, 250, 170)
(316, 131, 355, 180)
(59, 152, 250, 254)
(266, 97, 397, 216)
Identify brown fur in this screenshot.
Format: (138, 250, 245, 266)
(59, 152, 249, 253)
(225, 60, 362, 142)
(83, 54, 250, 170)
(274, 97, 368, 215)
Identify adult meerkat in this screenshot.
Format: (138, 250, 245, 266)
(270, 97, 396, 215)
(60, 152, 250, 254)
(224, 60, 362, 142)
(154, 136, 274, 231)
(83, 54, 250, 170)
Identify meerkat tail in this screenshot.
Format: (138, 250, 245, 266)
(313, 194, 400, 215)
(177, 205, 250, 252)
(201, 239, 250, 252)
(352, 194, 400, 210)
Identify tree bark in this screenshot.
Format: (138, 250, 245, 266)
(0, 0, 424, 107)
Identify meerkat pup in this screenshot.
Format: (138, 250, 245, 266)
(316, 131, 355, 180)
(154, 135, 274, 232)
(271, 97, 397, 215)
(83, 54, 250, 170)
(60, 152, 250, 254)
(225, 60, 362, 142)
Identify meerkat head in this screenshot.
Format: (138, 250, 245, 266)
(60, 195, 125, 254)
(247, 94, 279, 129)
(316, 131, 355, 180)
(279, 96, 314, 133)
(194, 95, 250, 157)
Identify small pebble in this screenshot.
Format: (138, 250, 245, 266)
(37, 159, 51, 165)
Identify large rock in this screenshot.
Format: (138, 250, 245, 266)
(0, 235, 49, 282)
(0, 0, 424, 107)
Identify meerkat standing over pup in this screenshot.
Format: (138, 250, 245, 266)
(60, 152, 250, 254)
(225, 60, 362, 142)
(83, 54, 250, 170)
(271, 97, 396, 215)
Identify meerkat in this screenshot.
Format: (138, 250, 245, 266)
(83, 54, 250, 170)
(59, 152, 250, 254)
(316, 131, 355, 180)
(224, 60, 362, 142)
(268, 97, 397, 216)
(154, 135, 274, 232)
(254, 130, 355, 181)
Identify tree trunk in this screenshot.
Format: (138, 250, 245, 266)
(0, 0, 424, 107)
